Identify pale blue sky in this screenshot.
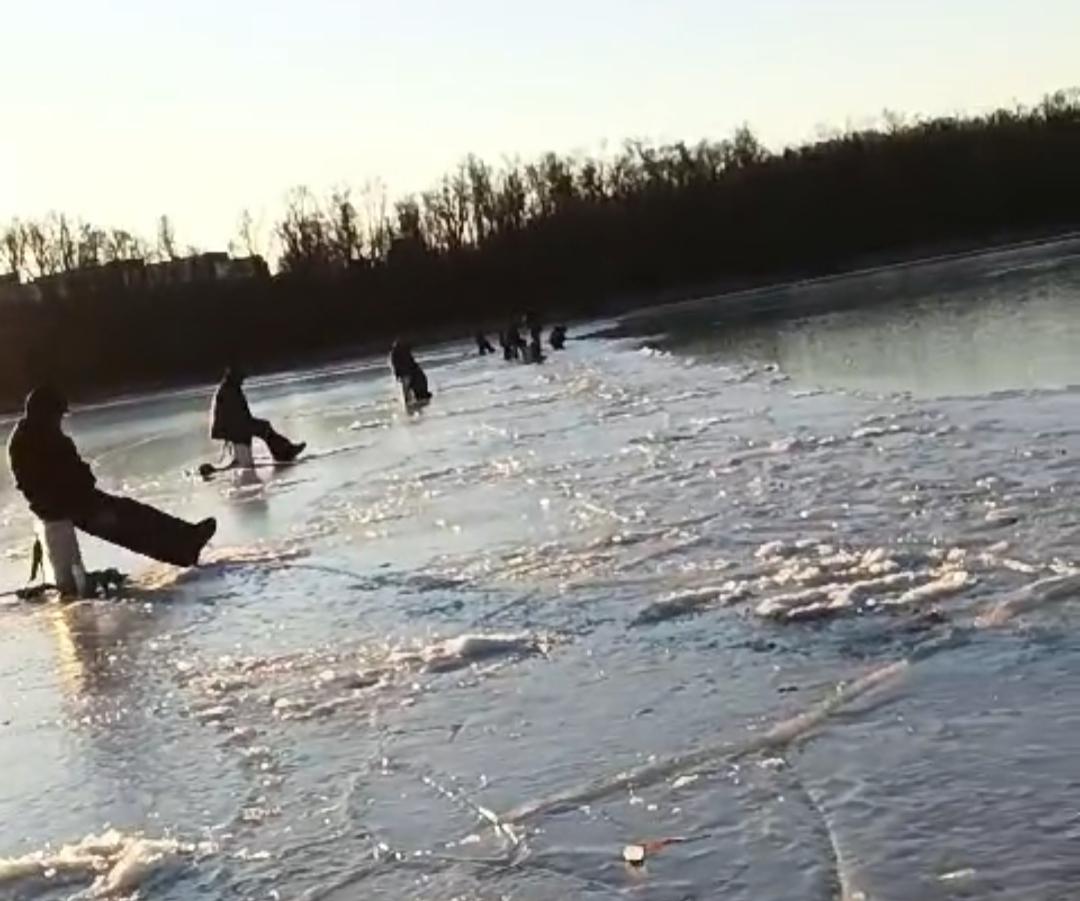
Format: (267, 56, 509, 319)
(3, 0, 1077, 251)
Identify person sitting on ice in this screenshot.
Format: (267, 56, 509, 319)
(210, 366, 306, 465)
(8, 385, 217, 568)
(389, 340, 433, 406)
(549, 325, 567, 350)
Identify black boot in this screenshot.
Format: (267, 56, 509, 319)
(265, 429, 305, 462)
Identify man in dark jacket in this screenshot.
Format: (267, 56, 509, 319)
(210, 367, 305, 463)
(8, 385, 217, 567)
(389, 341, 432, 407)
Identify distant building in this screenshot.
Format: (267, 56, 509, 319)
(35, 259, 146, 301)
(145, 252, 269, 288)
(227, 255, 270, 280)
(31, 252, 269, 300)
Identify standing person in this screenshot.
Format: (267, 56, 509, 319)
(389, 340, 432, 407)
(8, 385, 217, 568)
(210, 367, 306, 464)
(498, 330, 513, 361)
(523, 311, 544, 363)
(527, 332, 545, 364)
(502, 323, 525, 361)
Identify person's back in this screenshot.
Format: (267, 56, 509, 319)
(389, 342, 416, 380)
(210, 369, 253, 443)
(390, 340, 432, 404)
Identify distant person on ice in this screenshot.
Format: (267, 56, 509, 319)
(8, 385, 217, 567)
(210, 367, 306, 464)
(549, 325, 567, 350)
(475, 332, 495, 355)
(523, 311, 544, 363)
(389, 340, 432, 407)
(501, 324, 525, 361)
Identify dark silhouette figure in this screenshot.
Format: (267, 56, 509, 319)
(522, 311, 545, 362)
(527, 334, 545, 364)
(475, 332, 495, 355)
(8, 386, 216, 566)
(211, 367, 305, 463)
(389, 340, 432, 407)
(501, 324, 526, 361)
(550, 326, 567, 350)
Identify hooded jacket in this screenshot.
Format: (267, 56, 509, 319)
(7, 388, 97, 521)
(210, 372, 255, 443)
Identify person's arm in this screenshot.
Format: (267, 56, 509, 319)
(54, 433, 97, 499)
(9, 427, 96, 519)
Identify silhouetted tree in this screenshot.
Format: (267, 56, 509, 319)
(0, 88, 1078, 408)
(157, 214, 178, 260)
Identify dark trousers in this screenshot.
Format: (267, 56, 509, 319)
(244, 418, 296, 461)
(74, 490, 205, 566)
(398, 367, 431, 404)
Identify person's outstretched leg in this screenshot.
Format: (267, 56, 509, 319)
(74, 490, 216, 567)
(409, 366, 432, 402)
(250, 418, 306, 463)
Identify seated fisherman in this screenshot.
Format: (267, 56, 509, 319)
(523, 312, 544, 363)
(210, 367, 305, 464)
(475, 332, 496, 355)
(389, 340, 433, 406)
(8, 385, 217, 568)
(550, 325, 567, 350)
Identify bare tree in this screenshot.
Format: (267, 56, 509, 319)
(1, 222, 28, 278)
(236, 208, 266, 258)
(277, 186, 330, 274)
(77, 222, 107, 268)
(328, 188, 363, 266)
(56, 214, 77, 271)
(26, 221, 58, 276)
(105, 228, 139, 262)
(361, 180, 392, 262)
(157, 214, 178, 260)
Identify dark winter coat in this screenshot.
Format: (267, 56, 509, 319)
(8, 418, 97, 521)
(210, 378, 255, 443)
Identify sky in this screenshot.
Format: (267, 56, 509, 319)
(2, 0, 1077, 253)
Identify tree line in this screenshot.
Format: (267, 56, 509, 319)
(1, 214, 198, 280)
(1, 89, 1079, 409)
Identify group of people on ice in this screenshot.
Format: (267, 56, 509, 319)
(6, 318, 570, 594)
(8, 367, 309, 582)
(475, 313, 568, 363)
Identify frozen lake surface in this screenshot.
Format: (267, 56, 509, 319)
(3, 239, 1080, 899)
